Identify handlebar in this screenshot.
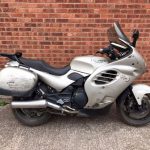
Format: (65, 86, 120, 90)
(96, 41, 131, 60)
(96, 45, 117, 60)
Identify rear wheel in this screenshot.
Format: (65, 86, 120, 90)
(12, 97, 51, 127)
(117, 94, 150, 126)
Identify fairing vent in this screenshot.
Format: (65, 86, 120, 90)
(94, 70, 117, 85)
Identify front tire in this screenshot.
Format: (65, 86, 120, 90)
(117, 93, 150, 126)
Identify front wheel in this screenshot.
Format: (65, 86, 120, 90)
(117, 94, 150, 126)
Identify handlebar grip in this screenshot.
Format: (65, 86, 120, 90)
(99, 49, 104, 53)
(96, 48, 110, 54)
(101, 47, 111, 54)
(96, 49, 103, 54)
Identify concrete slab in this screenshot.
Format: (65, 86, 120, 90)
(0, 105, 150, 150)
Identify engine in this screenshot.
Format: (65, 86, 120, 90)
(36, 79, 88, 109)
(71, 88, 88, 109)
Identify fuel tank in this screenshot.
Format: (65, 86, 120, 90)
(0, 67, 38, 96)
(70, 55, 110, 74)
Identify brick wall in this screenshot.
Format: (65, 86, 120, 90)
(0, 0, 150, 83)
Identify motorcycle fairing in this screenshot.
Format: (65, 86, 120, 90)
(84, 46, 146, 108)
(70, 55, 110, 74)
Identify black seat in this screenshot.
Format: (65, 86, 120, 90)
(20, 58, 70, 76)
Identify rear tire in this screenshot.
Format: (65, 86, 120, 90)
(12, 97, 51, 126)
(12, 108, 51, 127)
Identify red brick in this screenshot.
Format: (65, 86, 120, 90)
(95, 0, 108, 2)
(24, 14, 36, 18)
(0, 3, 9, 7)
(43, 9, 55, 13)
(56, 19, 68, 23)
(45, 19, 55, 23)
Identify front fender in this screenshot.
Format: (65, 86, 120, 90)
(132, 84, 150, 105)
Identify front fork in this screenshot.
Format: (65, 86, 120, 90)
(132, 84, 150, 105)
(117, 84, 150, 106)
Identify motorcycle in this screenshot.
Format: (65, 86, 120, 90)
(0, 22, 150, 126)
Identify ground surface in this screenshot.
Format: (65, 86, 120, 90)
(0, 105, 150, 150)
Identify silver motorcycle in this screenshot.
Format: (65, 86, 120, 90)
(0, 22, 150, 126)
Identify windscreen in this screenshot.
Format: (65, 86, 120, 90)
(107, 22, 131, 45)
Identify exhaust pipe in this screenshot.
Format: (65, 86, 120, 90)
(11, 100, 78, 114)
(11, 99, 61, 110)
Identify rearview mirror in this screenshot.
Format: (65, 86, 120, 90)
(132, 29, 140, 47)
(132, 29, 139, 40)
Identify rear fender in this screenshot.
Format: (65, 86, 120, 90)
(132, 84, 150, 105)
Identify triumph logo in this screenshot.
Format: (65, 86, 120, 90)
(120, 74, 130, 82)
(92, 58, 108, 63)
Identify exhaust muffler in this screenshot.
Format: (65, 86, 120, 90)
(11, 99, 61, 110)
(11, 100, 77, 114)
